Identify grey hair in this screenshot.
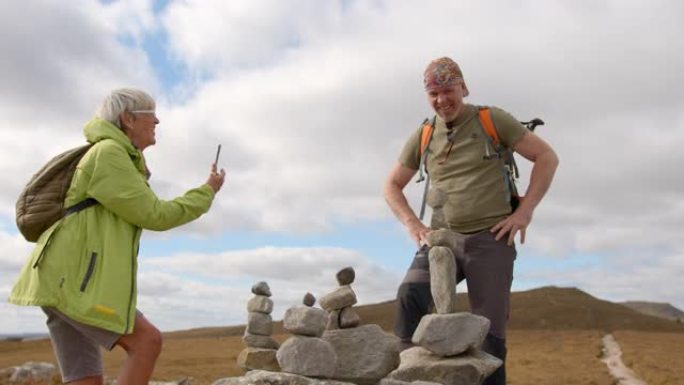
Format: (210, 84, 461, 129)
(96, 88, 155, 128)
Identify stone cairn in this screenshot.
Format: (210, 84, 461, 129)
(320, 267, 400, 385)
(384, 188, 503, 385)
(238, 281, 280, 372)
(277, 292, 337, 378)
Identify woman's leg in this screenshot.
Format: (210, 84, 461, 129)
(114, 312, 163, 385)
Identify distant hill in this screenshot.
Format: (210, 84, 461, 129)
(164, 286, 684, 339)
(620, 301, 684, 322)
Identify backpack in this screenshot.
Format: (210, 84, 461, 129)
(16, 144, 99, 242)
(416, 107, 544, 220)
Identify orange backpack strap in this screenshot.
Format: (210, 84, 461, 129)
(419, 118, 434, 157)
(478, 107, 500, 147)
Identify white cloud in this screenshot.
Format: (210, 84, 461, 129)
(1, 0, 684, 333)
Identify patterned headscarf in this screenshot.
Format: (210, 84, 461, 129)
(423, 57, 469, 96)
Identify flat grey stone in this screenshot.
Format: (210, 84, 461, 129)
(237, 347, 280, 371)
(248, 295, 274, 314)
(283, 306, 327, 337)
(247, 312, 273, 336)
(212, 370, 356, 385)
(378, 380, 442, 385)
(252, 281, 272, 297)
(277, 336, 337, 378)
(412, 313, 490, 357)
(243, 333, 280, 349)
(428, 246, 457, 314)
(322, 324, 400, 384)
(336, 267, 355, 286)
(319, 286, 357, 312)
(388, 347, 501, 385)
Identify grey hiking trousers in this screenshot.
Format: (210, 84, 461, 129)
(394, 230, 515, 385)
(394, 229, 516, 341)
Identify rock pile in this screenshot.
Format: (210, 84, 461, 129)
(238, 281, 280, 372)
(320, 267, 400, 385)
(386, 222, 502, 385)
(277, 293, 337, 378)
(321, 266, 360, 330)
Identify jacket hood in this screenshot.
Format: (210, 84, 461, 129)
(83, 117, 147, 176)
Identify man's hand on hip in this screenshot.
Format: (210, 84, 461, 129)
(491, 207, 533, 246)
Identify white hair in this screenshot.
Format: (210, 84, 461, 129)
(96, 88, 155, 128)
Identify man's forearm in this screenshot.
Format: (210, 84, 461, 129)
(384, 182, 422, 227)
(520, 149, 559, 212)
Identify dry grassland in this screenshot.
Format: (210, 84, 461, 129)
(507, 330, 614, 385)
(614, 330, 684, 385)
(4, 330, 672, 385)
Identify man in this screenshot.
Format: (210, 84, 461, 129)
(384, 57, 558, 385)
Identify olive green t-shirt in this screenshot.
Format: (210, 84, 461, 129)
(399, 104, 528, 233)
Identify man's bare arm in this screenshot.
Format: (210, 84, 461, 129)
(384, 163, 430, 245)
(491, 131, 559, 245)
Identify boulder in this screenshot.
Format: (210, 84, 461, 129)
(428, 246, 457, 314)
(283, 306, 327, 337)
(248, 295, 274, 314)
(277, 336, 337, 378)
(252, 281, 272, 297)
(237, 347, 280, 372)
(322, 324, 400, 384)
(247, 312, 273, 336)
(243, 333, 281, 349)
(336, 267, 355, 286)
(319, 286, 357, 312)
(387, 347, 501, 385)
(412, 313, 490, 357)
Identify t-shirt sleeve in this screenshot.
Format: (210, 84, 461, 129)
(490, 107, 528, 149)
(397, 124, 423, 171)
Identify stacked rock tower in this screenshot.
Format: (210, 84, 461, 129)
(386, 188, 502, 385)
(320, 267, 400, 385)
(321, 266, 360, 330)
(237, 281, 280, 372)
(276, 292, 337, 378)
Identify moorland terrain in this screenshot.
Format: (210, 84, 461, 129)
(2, 286, 683, 384)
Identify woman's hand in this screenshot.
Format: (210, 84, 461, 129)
(206, 163, 226, 193)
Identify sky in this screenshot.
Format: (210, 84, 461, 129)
(1, 0, 683, 334)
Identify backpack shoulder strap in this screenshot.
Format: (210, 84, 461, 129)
(419, 117, 435, 157)
(478, 107, 500, 147)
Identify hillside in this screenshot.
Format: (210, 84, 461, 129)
(164, 286, 684, 339)
(621, 301, 684, 321)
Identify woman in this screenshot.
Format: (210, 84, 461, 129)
(9, 88, 226, 384)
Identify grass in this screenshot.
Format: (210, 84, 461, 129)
(4, 330, 682, 385)
(3, 287, 683, 384)
(614, 330, 684, 385)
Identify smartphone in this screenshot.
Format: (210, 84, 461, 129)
(214, 144, 222, 165)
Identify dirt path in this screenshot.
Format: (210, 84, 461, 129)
(601, 334, 648, 385)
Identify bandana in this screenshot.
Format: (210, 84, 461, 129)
(423, 57, 469, 96)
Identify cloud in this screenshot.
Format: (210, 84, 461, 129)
(1, 0, 684, 332)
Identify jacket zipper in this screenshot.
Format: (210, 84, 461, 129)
(80, 252, 97, 292)
(124, 229, 141, 333)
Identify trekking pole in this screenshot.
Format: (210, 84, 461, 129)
(418, 174, 430, 221)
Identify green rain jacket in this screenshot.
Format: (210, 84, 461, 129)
(9, 118, 215, 334)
